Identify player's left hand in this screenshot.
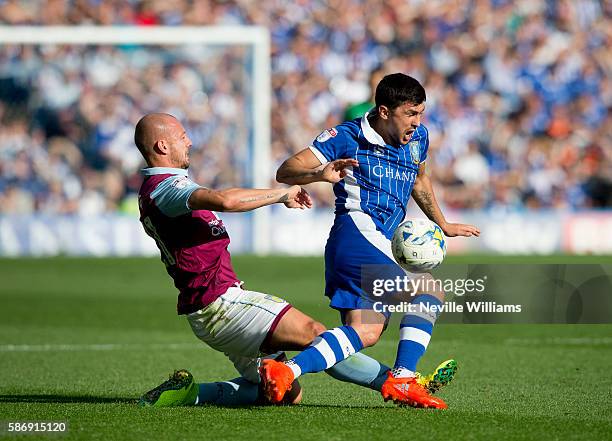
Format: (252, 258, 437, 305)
(284, 186, 313, 209)
(442, 223, 480, 237)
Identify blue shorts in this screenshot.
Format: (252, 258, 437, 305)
(324, 212, 406, 321)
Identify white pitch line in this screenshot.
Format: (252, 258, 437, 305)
(504, 337, 612, 346)
(0, 343, 203, 352)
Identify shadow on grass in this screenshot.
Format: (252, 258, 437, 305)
(0, 394, 135, 404)
(0, 395, 389, 409)
(297, 403, 391, 409)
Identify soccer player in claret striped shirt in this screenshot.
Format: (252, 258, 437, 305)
(134, 113, 325, 407)
(265, 73, 480, 409)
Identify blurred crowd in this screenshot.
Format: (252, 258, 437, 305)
(0, 0, 610, 215)
(0, 43, 251, 214)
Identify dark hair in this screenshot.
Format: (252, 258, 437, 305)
(375, 73, 426, 110)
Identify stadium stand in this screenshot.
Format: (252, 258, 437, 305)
(0, 0, 609, 214)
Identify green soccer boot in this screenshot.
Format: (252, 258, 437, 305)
(138, 369, 198, 407)
(416, 359, 458, 394)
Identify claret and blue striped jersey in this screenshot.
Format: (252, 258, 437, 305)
(309, 112, 429, 239)
(138, 167, 240, 315)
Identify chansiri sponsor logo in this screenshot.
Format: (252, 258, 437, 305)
(372, 165, 412, 182)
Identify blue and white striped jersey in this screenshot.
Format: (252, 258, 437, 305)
(309, 112, 429, 239)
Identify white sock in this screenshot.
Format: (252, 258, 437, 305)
(392, 367, 415, 378)
(285, 360, 302, 378)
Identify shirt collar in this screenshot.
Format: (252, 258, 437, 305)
(360, 111, 386, 147)
(141, 167, 188, 176)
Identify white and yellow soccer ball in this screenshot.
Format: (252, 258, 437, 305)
(391, 219, 446, 272)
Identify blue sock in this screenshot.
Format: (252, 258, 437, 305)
(195, 377, 259, 406)
(287, 326, 363, 378)
(326, 352, 390, 391)
(393, 294, 442, 377)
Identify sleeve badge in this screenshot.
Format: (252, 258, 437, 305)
(171, 176, 190, 189)
(316, 127, 338, 143)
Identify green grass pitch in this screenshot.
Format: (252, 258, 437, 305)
(1, 255, 611, 440)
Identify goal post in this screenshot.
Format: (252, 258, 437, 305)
(0, 26, 272, 254)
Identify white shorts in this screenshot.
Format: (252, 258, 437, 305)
(186, 286, 292, 382)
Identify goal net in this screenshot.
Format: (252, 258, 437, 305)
(0, 26, 271, 255)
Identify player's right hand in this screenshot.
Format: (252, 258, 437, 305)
(283, 185, 313, 209)
(321, 159, 359, 183)
(442, 222, 480, 237)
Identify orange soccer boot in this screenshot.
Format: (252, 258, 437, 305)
(259, 359, 295, 403)
(381, 371, 448, 409)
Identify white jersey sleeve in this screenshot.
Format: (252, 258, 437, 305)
(150, 175, 202, 217)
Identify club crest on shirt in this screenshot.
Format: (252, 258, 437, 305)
(171, 176, 189, 189)
(373, 146, 385, 156)
(409, 141, 421, 164)
(316, 127, 338, 143)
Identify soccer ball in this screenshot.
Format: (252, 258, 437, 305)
(391, 219, 446, 272)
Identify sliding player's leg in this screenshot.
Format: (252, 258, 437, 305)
(139, 369, 198, 407)
(258, 295, 386, 404)
(194, 352, 302, 406)
(259, 307, 326, 352)
(194, 377, 260, 406)
(259, 316, 366, 403)
(139, 353, 302, 408)
(138, 369, 263, 408)
(140, 284, 320, 407)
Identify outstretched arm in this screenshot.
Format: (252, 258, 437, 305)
(189, 185, 312, 213)
(411, 163, 480, 237)
(276, 148, 358, 185)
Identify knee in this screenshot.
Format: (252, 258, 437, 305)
(304, 320, 326, 343)
(354, 326, 382, 348)
(429, 289, 445, 302)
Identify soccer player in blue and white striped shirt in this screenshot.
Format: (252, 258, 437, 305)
(262, 73, 479, 408)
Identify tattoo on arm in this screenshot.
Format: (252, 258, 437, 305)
(278, 193, 289, 203)
(278, 169, 320, 183)
(238, 197, 258, 203)
(238, 193, 278, 204)
(416, 190, 435, 217)
(291, 171, 317, 178)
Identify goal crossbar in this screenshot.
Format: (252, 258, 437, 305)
(0, 25, 272, 254)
